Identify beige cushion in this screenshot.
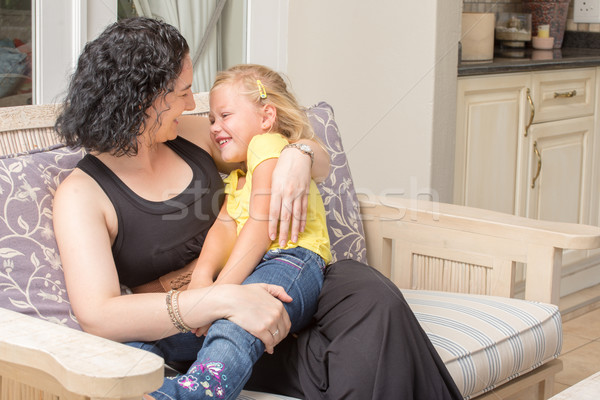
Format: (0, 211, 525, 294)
(405, 289, 562, 398)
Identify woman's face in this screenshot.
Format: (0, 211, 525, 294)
(144, 54, 196, 144)
(209, 83, 265, 163)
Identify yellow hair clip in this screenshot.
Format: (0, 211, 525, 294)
(257, 80, 267, 99)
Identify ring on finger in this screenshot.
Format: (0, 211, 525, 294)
(271, 329, 279, 337)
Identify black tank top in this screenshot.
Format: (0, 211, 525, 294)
(76, 136, 224, 287)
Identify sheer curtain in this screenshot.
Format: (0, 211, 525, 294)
(133, 0, 226, 92)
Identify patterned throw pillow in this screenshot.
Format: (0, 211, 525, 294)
(0, 145, 85, 330)
(307, 102, 367, 264)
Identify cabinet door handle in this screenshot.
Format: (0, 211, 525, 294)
(525, 88, 535, 137)
(554, 89, 577, 98)
(531, 141, 542, 189)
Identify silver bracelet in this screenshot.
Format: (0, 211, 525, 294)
(166, 289, 192, 333)
(283, 143, 314, 165)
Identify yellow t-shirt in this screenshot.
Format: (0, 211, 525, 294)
(223, 133, 332, 264)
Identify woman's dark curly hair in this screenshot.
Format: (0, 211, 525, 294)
(55, 17, 189, 156)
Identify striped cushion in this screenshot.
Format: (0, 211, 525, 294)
(404, 289, 562, 399)
(236, 290, 561, 399)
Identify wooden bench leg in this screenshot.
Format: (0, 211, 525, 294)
(475, 359, 562, 400)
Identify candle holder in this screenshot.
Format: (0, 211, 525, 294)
(495, 12, 532, 48)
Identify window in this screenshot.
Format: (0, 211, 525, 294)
(0, 0, 32, 107)
(118, 0, 246, 92)
(0, 0, 275, 106)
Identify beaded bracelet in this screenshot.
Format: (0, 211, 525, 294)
(165, 290, 181, 331)
(166, 289, 192, 333)
(171, 289, 193, 332)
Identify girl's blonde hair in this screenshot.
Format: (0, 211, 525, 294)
(210, 64, 314, 141)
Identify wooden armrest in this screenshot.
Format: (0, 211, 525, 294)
(359, 196, 600, 304)
(360, 197, 600, 249)
(0, 307, 164, 399)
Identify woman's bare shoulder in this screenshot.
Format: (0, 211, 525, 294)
(54, 169, 110, 221)
(56, 168, 99, 197)
(54, 167, 119, 244)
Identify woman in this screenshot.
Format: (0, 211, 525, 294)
(53, 17, 461, 400)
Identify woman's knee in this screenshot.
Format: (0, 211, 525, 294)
(322, 259, 408, 313)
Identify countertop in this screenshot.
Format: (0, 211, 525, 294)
(458, 46, 600, 76)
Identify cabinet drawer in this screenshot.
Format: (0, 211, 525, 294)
(531, 68, 596, 123)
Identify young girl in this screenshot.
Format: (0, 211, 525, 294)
(182, 64, 331, 398)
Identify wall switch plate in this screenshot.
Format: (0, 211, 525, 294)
(574, 0, 600, 24)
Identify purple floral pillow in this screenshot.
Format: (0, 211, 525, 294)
(307, 102, 367, 264)
(0, 145, 85, 330)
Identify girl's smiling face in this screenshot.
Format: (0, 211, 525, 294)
(209, 83, 267, 163)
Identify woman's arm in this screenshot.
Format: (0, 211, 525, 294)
(295, 138, 330, 183)
(53, 171, 203, 340)
(53, 171, 291, 352)
(269, 139, 330, 246)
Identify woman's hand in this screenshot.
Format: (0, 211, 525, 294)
(223, 283, 292, 354)
(269, 147, 312, 246)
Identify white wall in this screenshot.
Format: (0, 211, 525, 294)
(221, 0, 247, 69)
(286, 0, 461, 202)
(246, 0, 288, 71)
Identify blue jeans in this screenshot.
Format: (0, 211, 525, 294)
(128, 247, 325, 400)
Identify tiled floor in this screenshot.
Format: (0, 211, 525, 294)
(553, 305, 600, 395)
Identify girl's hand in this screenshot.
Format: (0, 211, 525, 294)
(188, 269, 214, 291)
(269, 147, 312, 246)
(193, 324, 211, 337)
(223, 283, 292, 354)
(188, 270, 215, 336)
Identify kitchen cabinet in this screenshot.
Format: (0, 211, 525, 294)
(526, 117, 594, 226)
(454, 73, 530, 216)
(454, 67, 600, 296)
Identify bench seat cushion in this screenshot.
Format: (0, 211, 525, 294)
(404, 289, 562, 399)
